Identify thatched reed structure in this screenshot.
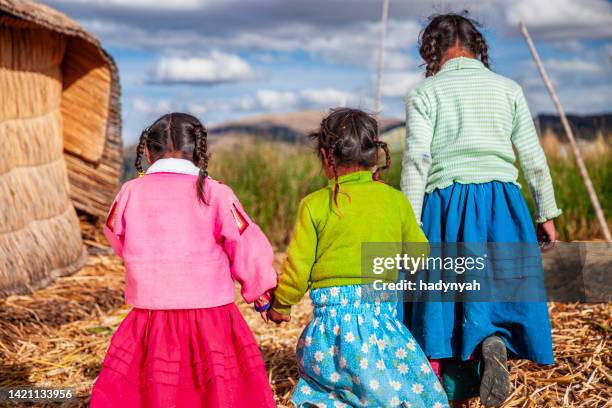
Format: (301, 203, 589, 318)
(0, 0, 122, 296)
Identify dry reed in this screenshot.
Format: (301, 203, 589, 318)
(0, 0, 123, 219)
(0, 16, 84, 298)
(0, 0, 124, 296)
(0, 225, 609, 407)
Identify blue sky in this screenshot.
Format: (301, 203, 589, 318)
(44, 0, 612, 144)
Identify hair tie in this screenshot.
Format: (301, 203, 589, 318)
(200, 168, 208, 178)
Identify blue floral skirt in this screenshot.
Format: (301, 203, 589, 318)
(292, 285, 449, 408)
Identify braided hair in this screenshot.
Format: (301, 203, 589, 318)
(419, 12, 490, 77)
(309, 108, 391, 208)
(134, 112, 210, 204)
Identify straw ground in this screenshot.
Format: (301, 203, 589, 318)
(0, 240, 609, 407)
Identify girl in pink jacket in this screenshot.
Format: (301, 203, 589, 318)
(91, 113, 277, 408)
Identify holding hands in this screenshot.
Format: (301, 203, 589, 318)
(254, 292, 291, 324)
(267, 308, 291, 324)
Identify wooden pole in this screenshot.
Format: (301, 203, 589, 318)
(374, 0, 389, 115)
(520, 21, 611, 242)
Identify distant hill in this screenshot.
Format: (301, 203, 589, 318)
(210, 112, 612, 149)
(535, 113, 612, 141)
(122, 111, 611, 179)
(210, 110, 404, 144)
(210, 111, 323, 143)
(122, 111, 402, 179)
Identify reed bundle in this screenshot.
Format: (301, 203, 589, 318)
(0, 13, 84, 297)
(0, 0, 122, 296)
(0, 0, 122, 218)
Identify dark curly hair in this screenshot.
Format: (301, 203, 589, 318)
(309, 108, 390, 206)
(135, 112, 210, 204)
(419, 12, 490, 77)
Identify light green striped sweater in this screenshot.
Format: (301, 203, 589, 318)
(401, 57, 561, 223)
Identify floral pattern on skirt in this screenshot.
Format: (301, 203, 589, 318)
(292, 285, 449, 408)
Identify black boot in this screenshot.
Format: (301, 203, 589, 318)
(480, 335, 509, 407)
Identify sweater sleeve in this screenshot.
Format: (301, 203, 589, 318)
(103, 183, 130, 257)
(271, 199, 317, 315)
(511, 89, 562, 222)
(220, 197, 278, 303)
(401, 88, 434, 221)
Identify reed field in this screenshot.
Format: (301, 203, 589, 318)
(206, 133, 611, 246)
(208, 142, 326, 247)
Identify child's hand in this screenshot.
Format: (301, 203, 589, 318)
(536, 219, 556, 252)
(254, 293, 272, 323)
(267, 308, 291, 324)
(259, 311, 269, 323)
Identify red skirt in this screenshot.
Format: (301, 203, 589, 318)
(90, 304, 275, 408)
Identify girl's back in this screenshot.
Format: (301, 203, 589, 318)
(300, 171, 421, 286)
(404, 58, 559, 223)
(406, 56, 535, 194)
(111, 167, 274, 309)
(119, 172, 229, 264)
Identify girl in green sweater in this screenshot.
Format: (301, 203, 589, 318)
(268, 108, 448, 408)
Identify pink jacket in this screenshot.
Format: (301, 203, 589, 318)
(103, 158, 277, 309)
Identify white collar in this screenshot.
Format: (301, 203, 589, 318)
(146, 158, 200, 176)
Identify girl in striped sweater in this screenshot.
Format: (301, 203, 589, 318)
(400, 13, 559, 408)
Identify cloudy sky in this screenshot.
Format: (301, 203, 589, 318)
(44, 0, 612, 143)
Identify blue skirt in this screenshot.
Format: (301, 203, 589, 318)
(399, 181, 554, 365)
(292, 285, 449, 408)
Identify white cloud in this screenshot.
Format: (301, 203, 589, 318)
(227, 87, 357, 113)
(139, 87, 358, 123)
(56, 0, 205, 10)
(187, 103, 208, 115)
(381, 71, 424, 98)
(76, 17, 422, 71)
(525, 82, 612, 114)
(518, 57, 608, 92)
(300, 88, 350, 107)
(553, 39, 585, 53)
(298, 20, 421, 69)
(518, 73, 553, 90)
(152, 51, 254, 85)
(131, 97, 173, 116)
(47, 0, 611, 126)
(385, 50, 418, 71)
(505, 0, 612, 39)
(51, 0, 612, 50)
(544, 58, 605, 74)
(254, 90, 299, 111)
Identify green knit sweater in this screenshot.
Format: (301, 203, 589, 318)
(271, 171, 427, 314)
(401, 57, 562, 222)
